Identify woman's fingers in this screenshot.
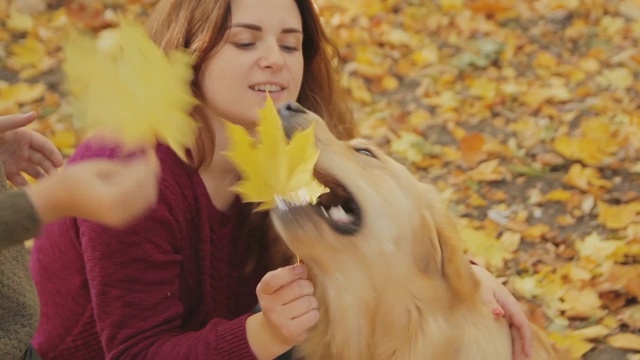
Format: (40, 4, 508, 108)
(0, 112, 37, 133)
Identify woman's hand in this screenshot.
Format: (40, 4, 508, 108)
(0, 112, 64, 186)
(247, 264, 319, 360)
(26, 150, 161, 226)
(472, 264, 532, 360)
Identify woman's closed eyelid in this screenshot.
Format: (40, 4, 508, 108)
(233, 42, 255, 49)
(280, 44, 301, 52)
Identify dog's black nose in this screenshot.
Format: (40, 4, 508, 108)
(278, 102, 308, 118)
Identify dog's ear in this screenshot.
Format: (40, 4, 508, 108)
(418, 183, 479, 299)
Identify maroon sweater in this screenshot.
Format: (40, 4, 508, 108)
(30, 143, 266, 359)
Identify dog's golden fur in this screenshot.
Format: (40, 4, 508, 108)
(270, 104, 565, 360)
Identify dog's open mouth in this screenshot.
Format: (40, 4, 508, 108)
(275, 171, 362, 235)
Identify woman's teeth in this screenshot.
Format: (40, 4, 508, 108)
(251, 84, 283, 92)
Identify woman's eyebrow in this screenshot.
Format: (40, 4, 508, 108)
(230, 23, 302, 34)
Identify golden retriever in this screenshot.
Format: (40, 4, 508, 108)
(269, 102, 565, 360)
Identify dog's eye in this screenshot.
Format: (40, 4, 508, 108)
(355, 148, 376, 158)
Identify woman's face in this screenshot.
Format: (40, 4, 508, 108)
(198, 0, 304, 131)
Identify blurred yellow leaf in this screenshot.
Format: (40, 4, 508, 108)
(553, 136, 606, 166)
(548, 332, 595, 359)
(390, 131, 437, 164)
(63, 18, 198, 160)
(559, 288, 605, 318)
(545, 189, 573, 202)
(380, 74, 399, 92)
(533, 51, 558, 69)
(0, 81, 47, 105)
(619, 304, 640, 330)
(460, 225, 513, 271)
(468, 78, 498, 102)
(597, 201, 639, 230)
(597, 67, 634, 90)
(522, 223, 551, 242)
(564, 163, 612, 192)
(6, 7, 34, 33)
(466, 159, 505, 182)
(439, 0, 464, 11)
(606, 333, 640, 351)
(8, 37, 47, 68)
(573, 325, 611, 340)
(575, 232, 626, 263)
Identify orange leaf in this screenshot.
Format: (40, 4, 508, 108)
(467, 0, 513, 15)
(459, 132, 486, 167)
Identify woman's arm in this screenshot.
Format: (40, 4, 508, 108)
(0, 189, 41, 250)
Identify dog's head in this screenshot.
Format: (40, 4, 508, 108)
(270, 102, 478, 298)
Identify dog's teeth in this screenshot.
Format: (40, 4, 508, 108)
(275, 196, 290, 211)
(328, 206, 353, 224)
(320, 206, 329, 218)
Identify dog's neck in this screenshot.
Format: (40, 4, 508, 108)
(298, 259, 459, 360)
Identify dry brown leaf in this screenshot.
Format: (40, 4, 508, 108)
(606, 333, 640, 351)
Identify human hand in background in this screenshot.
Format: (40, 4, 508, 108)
(0, 112, 64, 186)
(26, 149, 161, 227)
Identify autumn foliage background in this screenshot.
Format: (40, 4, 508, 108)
(1, 0, 640, 358)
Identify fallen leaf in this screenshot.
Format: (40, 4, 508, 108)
(459, 225, 513, 271)
(8, 37, 47, 69)
(619, 304, 640, 330)
(606, 333, 640, 351)
(573, 325, 611, 340)
(6, 7, 34, 33)
(459, 132, 486, 167)
(548, 332, 595, 359)
(597, 201, 639, 230)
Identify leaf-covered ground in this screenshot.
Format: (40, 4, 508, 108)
(1, 0, 640, 358)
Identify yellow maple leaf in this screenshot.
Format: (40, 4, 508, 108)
(575, 232, 627, 264)
(6, 7, 34, 33)
(563, 163, 612, 192)
(8, 37, 46, 69)
(548, 332, 595, 359)
(559, 288, 605, 319)
(224, 95, 329, 211)
(0, 81, 47, 105)
(553, 135, 606, 166)
(63, 18, 199, 160)
(459, 225, 513, 271)
(597, 201, 638, 230)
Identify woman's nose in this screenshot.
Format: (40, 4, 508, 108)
(258, 43, 285, 71)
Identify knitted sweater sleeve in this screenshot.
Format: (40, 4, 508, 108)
(72, 146, 258, 360)
(0, 162, 41, 251)
(0, 190, 41, 251)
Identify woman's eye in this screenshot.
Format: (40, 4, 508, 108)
(280, 45, 300, 52)
(233, 42, 255, 49)
(355, 148, 376, 158)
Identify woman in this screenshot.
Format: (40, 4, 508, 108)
(31, 1, 531, 359)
